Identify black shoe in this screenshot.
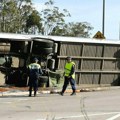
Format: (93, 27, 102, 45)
(34, 92, 36, 97)
(70, 92, 76, 96)
(60, 92, 64, 96)
(29, 94, 32, 97)
(29, 91, 32, 97)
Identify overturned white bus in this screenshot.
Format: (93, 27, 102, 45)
(0, 33, 120, 87)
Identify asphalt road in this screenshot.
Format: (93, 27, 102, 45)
(0, 89, 120, 120)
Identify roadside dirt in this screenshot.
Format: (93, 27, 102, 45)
(0, 86, 29, 92)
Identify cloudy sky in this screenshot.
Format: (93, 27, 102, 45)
(32, 0, 120, 40)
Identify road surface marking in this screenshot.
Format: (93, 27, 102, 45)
(17, 99, 28, 101)
(36, 119, 45, 120)
(3, 102, 12, 104)
(55, 112, 120, 119)
(106, 113, 120, 120)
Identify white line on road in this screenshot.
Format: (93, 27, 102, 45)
(3, 102, 12, 104)
(106, 113, 120, 120)
(36, 119, 45, 120)
(55, 112, 120, 120)
(17, 99, 28, 101)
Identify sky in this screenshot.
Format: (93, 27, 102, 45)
(32, 0, 120, 40)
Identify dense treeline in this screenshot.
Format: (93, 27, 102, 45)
(0, 0, 93, 37)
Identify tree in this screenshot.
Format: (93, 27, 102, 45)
(0, 0, 15, 32)
(0, 0, 93, 37)
(26, 10, 42, 34)
(40, 0, 93, 37)
(40, 0, 70, 35)
(51, 22, 93, 38)
(0, 0, 33, 33)
(15, 0, 33, 33)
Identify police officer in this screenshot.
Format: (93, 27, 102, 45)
(60, 56, 76, 96)
(27, 57, 43, 97)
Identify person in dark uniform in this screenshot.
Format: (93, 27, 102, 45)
(60, 56, 76, 96)
(27, 57, 43, 97)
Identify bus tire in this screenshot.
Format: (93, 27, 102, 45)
(32, 47, 53, 55)
(33, 40, 54, 48)
(38, 76, 49, 87)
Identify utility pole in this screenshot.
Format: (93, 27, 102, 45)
(119, 22, 120, 40)
(102, 0, 105, 36)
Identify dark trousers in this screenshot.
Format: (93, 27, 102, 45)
(29, 79, 38, 95)
(62, 76, 76, 93)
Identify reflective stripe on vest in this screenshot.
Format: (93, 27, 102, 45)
(64, 62, 75, 79)
(28, 63, 41, 69)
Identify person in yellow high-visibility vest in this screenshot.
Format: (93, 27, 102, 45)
(60, 56, 76, 96)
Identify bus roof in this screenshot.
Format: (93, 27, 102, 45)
(47, 36, 120, 45)
(0, 33, 120, 45)
(0, 33, 31, 41)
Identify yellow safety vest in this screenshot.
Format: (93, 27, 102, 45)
(64, 62, 75, 79)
